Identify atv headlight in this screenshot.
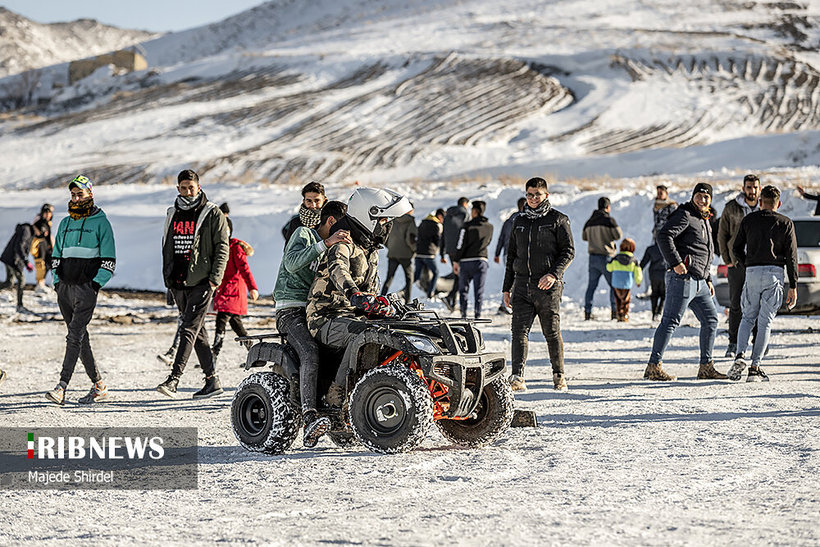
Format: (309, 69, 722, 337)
(404, 335, 441, 355)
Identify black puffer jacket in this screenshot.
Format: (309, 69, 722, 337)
(453, 216, 493, 262)
(441, 205, 468, 257)
(1, 223, 33, 271)
(416, 214, 443, 257)
(656, 200, 714, 282)
(502, 208, 575, 292)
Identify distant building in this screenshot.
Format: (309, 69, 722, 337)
(68, 50, 147, 84)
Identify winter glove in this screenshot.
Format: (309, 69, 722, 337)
(25, 262, 33, 272)
(91, 281, 101, 293)
(349, 292, 395, 317)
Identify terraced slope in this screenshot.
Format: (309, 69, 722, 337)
(24, 54, 573, 186)
(582, 53, 820, 155)
(204, 53, 573, 183)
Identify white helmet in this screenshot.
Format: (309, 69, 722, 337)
(346, 187, 412, 234)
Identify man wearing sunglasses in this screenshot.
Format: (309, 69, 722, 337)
(503, 177, 575, 392)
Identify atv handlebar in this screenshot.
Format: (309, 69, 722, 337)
(383, 293, 491, 324)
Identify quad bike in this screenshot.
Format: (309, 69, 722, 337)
(230, 295, 515, 455)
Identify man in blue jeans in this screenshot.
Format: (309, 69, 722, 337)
(728, 185, 798, 382)
(414, 208, 445, 298)
(453, 201, 493, 319)
(645, 182, 727, 381)
(582, 197, 622, 320)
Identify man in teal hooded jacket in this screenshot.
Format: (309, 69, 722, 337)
(273, 200, 349, 448)
(46, 175, 116, 405)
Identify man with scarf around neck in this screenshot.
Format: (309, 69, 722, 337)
(281, 181, 327, 248)
(273, 200, 351, 448)
(646, 182, 728, 381)
(45, 175, 116, 405)
(717, 173, 761, 358)
(502, 177, 574, 392)
(306, 187, 412, 408)
(453, 200, 494, 319)
(156, 169, 229, 399)
(582, 196, 622, 321)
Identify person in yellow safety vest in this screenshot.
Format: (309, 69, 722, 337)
(606, 238, 643, 322)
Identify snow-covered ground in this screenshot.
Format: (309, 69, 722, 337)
(2, 0, 820, 543)
(0, 288, 818, 544)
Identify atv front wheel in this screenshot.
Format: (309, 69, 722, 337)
(231, 372, 301, 454)
(349, 365, 433, 454)
(436, 378, 514, 448)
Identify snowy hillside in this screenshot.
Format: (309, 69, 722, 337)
(2, 0, 820, 189)
(0, 7, 156, 78)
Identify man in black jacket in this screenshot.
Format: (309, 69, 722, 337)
(0, 221, 34, 311)
(414, 208, 445, 298)
(503, 178, 574, 392)
(728, 185, 798, 382)
(582, 197, 622, 320)
(441, 197, 470, 309)
(281, 181, 327, 246)
(494, 197, 526, 315)
(453, 201, 493, 319)
(646, 182, 726, 381)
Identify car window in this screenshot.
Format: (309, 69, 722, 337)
(794, 221, 820, 247)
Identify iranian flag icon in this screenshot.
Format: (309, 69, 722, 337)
(27, 433, 34, 459)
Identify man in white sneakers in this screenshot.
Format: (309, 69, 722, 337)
(46, 175, 116, 405)
(728, 185, 798, 382)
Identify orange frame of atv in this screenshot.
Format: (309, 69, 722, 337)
(378, 350, 468, 421)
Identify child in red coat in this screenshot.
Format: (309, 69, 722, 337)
(212, 219, 258, 362)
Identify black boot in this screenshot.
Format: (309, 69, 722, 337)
(156, 375, 180, 398)
(193, 375, 223, 399)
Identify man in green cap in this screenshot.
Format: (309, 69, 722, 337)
(46, 175, 116, 405)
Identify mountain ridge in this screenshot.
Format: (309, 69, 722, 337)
(0, 7, 157, 78)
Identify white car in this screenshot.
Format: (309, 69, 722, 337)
(715, 216, 820, 315)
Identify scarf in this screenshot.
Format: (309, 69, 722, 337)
(68, 197, 96, 220)
(654, 198, 676, 212)
(521, 199, 551, 219)
(175, 191, 205, 211)
(298, 204, 322, 229)
(688, 200, 713, 220)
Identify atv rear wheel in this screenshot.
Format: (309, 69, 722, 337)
(349, 364, 433, 454)
(436, 378, 514, 448)
(231, 372, 301, 454)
